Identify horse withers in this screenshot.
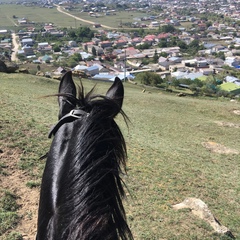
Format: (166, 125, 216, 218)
(37, 71, 133, 240)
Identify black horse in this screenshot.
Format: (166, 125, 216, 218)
(37, 71, 133, 240)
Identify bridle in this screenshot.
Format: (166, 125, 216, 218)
(48, 109, 89, 138)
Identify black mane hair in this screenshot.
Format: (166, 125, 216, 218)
(37, 72, 133, 240)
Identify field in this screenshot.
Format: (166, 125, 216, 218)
(0, 5, 80, 29)
(0, 4, 160, 30)
(0, 4, 200, 33)
(71, 10, 150, 28)
(1, 72, 240, 239)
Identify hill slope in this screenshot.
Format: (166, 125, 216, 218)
(0, 73, 240, 239)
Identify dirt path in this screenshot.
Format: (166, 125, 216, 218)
(11, 33, 19, 62)
(55, 5, 115, 29)
(0, 147, 39, 239)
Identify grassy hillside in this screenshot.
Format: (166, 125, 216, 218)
(0, 72, 240, 239)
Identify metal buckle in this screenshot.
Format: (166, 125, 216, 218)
(69, 110, 83, 119)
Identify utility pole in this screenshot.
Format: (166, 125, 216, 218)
(124, 49, 126, 82)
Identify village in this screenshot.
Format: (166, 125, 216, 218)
(1, 0, 240, 96)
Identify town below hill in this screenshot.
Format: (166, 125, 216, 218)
(1, 0, 240, 97)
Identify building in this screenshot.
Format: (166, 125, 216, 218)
(21, 38, 34, 47)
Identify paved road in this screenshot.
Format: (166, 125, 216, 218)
(55, 5, 115, 30)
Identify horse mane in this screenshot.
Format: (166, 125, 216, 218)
(51, 82, 133, 240)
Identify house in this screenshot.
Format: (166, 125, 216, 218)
(91, 46, 104, 56)
(99, 41, 113, 49)
(171, 71, 204, 80)
(74, 65, 88, 71)
(22, 45, 34, 56)
(196, 60, 209, 68)
(92, 38, 101, 45)
(53, 67, 67, 75)
(168, 56, 182, 64)
(198, 23, 207, 31)
(114, 61, 125, 70)
(156, 33, 171, 41)
(162, 47, 181, 56)
(38, 42, 49, 49)
(103, 47, 113, 55)
(158, 56, 168, 63)
(38, 42, 52, 53)
(49, 31, 65, 37)
(107, 32, 120, 39)
(149, 21, 160, 28)
(182, 59, 197, 67)
(68, 41, 78, 47)
(21, 38, 34, 47)
(18, 18, 28, 25)
(225, 76, 240, 85)
(125, 47, 140, 57)
(207, 26, 217, 31)
(142, 35, 156, 45)
(85, 60, 101, 67)
(1, 39, 11, 44)
(0, 30, 8, 35)
(114, 39, 128, 47)
(141, 48, 161, 58)
(44, 24, 55, 32)
(85, 65, 99, 76)
(158, 61, 171, 71)
(80, 52, 93, 60)
(126, 59, 142, 68)
(41, 55, 52, 63)
(218, 24, 227, 30)
(82, 42, 93, 52)
(224, 57, 240, 67)
(169, 63, 186, 72)
(199, 68, 214, 75)
(212, 45, 226, 52)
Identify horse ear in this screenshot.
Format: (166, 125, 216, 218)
(58, 71, 76, 119)
(106, 77, 124, 113)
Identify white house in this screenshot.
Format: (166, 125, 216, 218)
(149, 21, 160, 28)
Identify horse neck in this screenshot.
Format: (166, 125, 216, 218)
(52, 116, 132, 240)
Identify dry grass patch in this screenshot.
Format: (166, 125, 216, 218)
(202, 141, 239, 154)
(215, 121, 240, 128)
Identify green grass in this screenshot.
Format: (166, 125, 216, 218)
(3, 231, 23, 240)
(0, 73, 240, 239)
(0, 191, 20, 236)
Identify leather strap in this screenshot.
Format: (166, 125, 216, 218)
(48, 109, 88, 138)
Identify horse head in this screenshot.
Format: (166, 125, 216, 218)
(37, 71, 133, 240)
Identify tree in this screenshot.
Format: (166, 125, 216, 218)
(135, 72, 163, 86)
(53, 45, 61, 52)
(153, 50, 158, 63)
(92, 46, 97, 56)
(71, 53, 82, 62)
(159, 24, 176, 33)
(177, 40, 187, 50)
(158, 39, 168, 48)
(136, 42, 150, 50)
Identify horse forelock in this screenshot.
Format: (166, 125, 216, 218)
(50, 87, 132, 240)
